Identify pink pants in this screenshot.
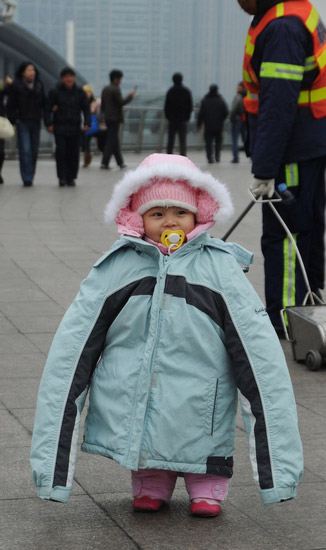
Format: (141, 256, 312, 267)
(131, 469, 229, 502)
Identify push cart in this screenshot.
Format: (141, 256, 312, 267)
(222, 192, 326, 371)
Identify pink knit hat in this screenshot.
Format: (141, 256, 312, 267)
(104, 153, 234, 237)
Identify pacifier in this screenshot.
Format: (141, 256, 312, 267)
(161, 230, 185, 251)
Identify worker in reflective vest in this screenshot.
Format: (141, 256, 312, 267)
(237, 0, 326, 336)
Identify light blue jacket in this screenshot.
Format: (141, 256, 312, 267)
(30, 232, 303, 505)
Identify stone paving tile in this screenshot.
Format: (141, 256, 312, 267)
(227, 482, 326, 550)
(0, 409, 32, 447)
(0, 377, 40, 410)
(6, 315, 62, 334)
(24, 332, 54, 355)
(0, 300, 65, 317)
(0, 496, 137, 550)
(96, 492, 290, 550)
(0, 352, 45, 379)
(0, 333, 40, 354)
(0, 315, 18, 334)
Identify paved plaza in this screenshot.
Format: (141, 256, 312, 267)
(0, 150, 325, 550)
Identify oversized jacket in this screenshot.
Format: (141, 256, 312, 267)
(30, 232, 303, 505)
(245, 0, 326, 179)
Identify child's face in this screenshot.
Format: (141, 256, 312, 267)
(143, 206, 196, 243)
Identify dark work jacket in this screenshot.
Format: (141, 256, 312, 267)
(247, 7, 326, 179)
(197, 92, 229, 134)
(45, 82, 91, 135)
(164, 84, 193, 122)
(6, 78, 45, 124)
(101, 84, 133, 123)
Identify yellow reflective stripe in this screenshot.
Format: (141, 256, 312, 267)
(285, 163, 299, 188)
(276, 3, 284, 18)
(246, 91, 259, 101)
(304, 55, 317, 71)
(298, 90, 309, 104)
(260, 62, 304, 80)
(246, 34, 255, 56)
(317, 49, 326, 70)
(305, 5, 319, 33)
(311, 87, 326, 103)
(243, 70, 253, 83)
(298, 88, 326, 105)
(283, 234, 297, 309)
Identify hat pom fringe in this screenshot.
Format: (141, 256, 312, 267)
(116, 206, 144, 235)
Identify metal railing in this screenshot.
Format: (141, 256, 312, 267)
(5, 105, 232, 158)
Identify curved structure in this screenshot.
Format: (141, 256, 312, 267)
(0, 21, 86, 91)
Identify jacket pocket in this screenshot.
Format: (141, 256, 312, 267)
(203, 379, 219, 436)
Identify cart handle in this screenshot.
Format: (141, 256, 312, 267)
(280, 309, 295, 343)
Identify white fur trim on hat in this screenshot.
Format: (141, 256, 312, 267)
(104, 154, 234, 225)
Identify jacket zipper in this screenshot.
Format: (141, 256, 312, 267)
(211, 379, 219, 435)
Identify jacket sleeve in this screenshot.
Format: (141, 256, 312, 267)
(164, 90, 171, 120)
(5, 83, 17, 124)
(251, 18, 310, 179)
(30, 267, 111, 502)
(44, 89, 56, 127)
(197, 101, 203, 128)
(222, 258, 303, 505)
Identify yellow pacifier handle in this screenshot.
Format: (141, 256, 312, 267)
(161, 230, 185, 250)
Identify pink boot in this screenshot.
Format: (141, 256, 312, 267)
(190, 499, 221, 517)
(184, 473, 228, 517)
(131, 469, 178, 513)
(133, 495, 164, 512)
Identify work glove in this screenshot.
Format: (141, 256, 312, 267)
(250, 178, 274, 198)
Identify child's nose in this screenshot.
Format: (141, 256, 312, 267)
(163, 215, 177, 226)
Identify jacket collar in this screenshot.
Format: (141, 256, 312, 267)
(122, 232, 254, 266)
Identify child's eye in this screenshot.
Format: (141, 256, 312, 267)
(177, 210, 187, 215)
(152, 212, 163, 217)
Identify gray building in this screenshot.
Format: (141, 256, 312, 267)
(15, 0, 250, 103)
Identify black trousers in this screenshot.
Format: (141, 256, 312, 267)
(204, 130, 223, 162)
(54, 133, 80, 182)
(167, 121, 187, 156)
(101, 120, 123, 167)
(262, 157, 326, 327)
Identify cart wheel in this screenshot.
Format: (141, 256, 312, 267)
(305, 350, 323, 371)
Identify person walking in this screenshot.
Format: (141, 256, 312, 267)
(81, 84, 100, 168)
(197, 84, 228, 163)
(164, 73, 193, 156)
(100, 69, 136, 170)
(237, 0, 326, 336)
(229, 81, 247, 163)
(6, 62, 45, 187)
(0, 76, 12, 184)
(30, 153, 302, 517)
(45, 67, 91, 187)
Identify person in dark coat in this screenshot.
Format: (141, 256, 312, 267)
(0, 77, 12, 184)
(100, 69, 136, 170)
(45, 67, 91, 187)
(197, 84, 229, 163)
(6, 62, 45, 187)
(237, 0, 326, 336)
(229, 81, 247, 163)
(164, 73, 193, 157)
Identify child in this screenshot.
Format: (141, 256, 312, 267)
(30, 153, 303, 517)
